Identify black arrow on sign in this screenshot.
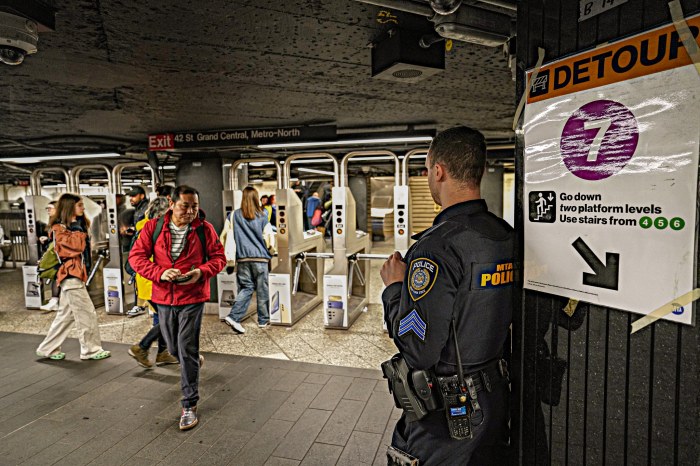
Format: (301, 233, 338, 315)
(572, 237, 620, 290)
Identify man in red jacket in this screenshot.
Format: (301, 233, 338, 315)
(129, 185, 226, 430)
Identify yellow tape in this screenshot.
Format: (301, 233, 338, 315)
(563, 298, 579, 318)
(630, 288, 700, 333)
(512, 47, 545, 131)
(668, 0, 700, 77)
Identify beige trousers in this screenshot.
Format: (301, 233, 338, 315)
(36, 278, 104, 359)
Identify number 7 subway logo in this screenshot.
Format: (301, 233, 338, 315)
(560, 99, 639, 181)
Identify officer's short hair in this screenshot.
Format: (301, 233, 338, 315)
(428, 126, 486, 188)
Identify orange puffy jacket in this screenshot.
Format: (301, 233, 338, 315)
(52, 224, 88, 285)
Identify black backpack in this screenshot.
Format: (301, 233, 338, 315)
(125, 216, 208, 277)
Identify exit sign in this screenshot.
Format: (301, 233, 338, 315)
(148, 133, 175, 150)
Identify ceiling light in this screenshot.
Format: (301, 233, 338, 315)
(257, 136, 433, 149)
(0, 152, 121, 164)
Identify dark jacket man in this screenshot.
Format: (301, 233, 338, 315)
(381, 127, 515, 465)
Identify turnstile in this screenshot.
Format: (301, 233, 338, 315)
(218, 158, 282, 320)
(101, 162, 157, 315)
(22, 168, 74, 309)
(268, 153, 333, 326)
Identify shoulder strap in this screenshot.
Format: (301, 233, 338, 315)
(195, 224, 208, 262)
(151, 216, 166, 250)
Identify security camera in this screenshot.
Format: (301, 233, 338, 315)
(0, 11, 38, 66)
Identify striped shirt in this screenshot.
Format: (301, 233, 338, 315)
(169, 221, 189, 260)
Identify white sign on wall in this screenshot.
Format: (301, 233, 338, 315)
(523, 16, 700, 325)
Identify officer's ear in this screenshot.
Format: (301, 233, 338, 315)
(433, 162, 448, 182)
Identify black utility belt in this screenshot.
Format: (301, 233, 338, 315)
(381, 355, 508, 424)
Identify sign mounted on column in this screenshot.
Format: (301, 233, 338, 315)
(523, 14, 700, 325)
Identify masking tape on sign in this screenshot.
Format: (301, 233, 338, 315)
(669, 0, 700, 77)
(630, 288, 700, 334)
(512, 47, 545, 131)
(563, 298, 579, 318)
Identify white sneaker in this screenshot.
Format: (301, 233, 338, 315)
(258, 322, 270, 329)
(224, 316, 245, 334)
(40, 298, 59, 312)
(126, 306, 146, 318)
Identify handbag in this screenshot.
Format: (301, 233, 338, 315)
(311, 207, 323, 227)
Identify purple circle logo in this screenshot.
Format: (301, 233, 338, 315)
(561, 100, 639, 181)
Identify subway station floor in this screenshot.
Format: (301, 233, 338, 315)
(0, 241, 400, 464)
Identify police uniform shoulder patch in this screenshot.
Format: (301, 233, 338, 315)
(408, 258, 439, 301)
(398, 309, 426, 341)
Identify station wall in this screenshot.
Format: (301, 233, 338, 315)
(513, 1, 700, 464)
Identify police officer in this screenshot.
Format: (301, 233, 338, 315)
(380, 126, 514, 465)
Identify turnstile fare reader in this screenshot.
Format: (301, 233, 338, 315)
(322, 152, 373, 329)
(268, 153, 334, 326)
(102, 162, 157, 314)
(218, 158, 282, 320)
(23, 168, 75, 309)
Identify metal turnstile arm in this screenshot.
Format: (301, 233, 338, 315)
(86, 249, 109, 287)
(292, 253, 318, 295)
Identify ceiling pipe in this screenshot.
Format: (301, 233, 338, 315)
(354, 0, 433, 17)
(355, 0, 516, 15)
(477, 0, 516, 12)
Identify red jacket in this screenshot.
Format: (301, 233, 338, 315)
(129, 210, 226, 306)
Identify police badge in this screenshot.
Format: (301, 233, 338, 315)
(408, 258, 438, 301)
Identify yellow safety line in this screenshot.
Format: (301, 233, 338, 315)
(669, 0, 700, 77)
(630, 288, 700, 333)
(512, 47, 545, 131)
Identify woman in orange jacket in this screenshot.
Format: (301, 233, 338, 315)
(35, 193, 111, 361)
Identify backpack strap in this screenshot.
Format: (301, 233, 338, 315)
(195, 224, 208, 262)
(151, 216, 166, 247)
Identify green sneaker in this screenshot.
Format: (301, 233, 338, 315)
(128, 345, 152, 368)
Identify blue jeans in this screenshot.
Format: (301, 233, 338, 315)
(227, 261, 269, 325)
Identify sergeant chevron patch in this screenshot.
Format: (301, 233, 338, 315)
(408, 258, 438, 301)
(398, 309, 426, 340)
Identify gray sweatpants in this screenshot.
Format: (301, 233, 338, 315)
(156, 302, 204, 408)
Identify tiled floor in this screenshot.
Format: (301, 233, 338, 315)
(0, 242, 403, 465)
(0, 241, 397, 369)
(0, 331, 399, 465)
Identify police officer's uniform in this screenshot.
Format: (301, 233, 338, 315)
(382, 199, 515, 465)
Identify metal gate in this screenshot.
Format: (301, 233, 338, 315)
(0, 208, 28, 267)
